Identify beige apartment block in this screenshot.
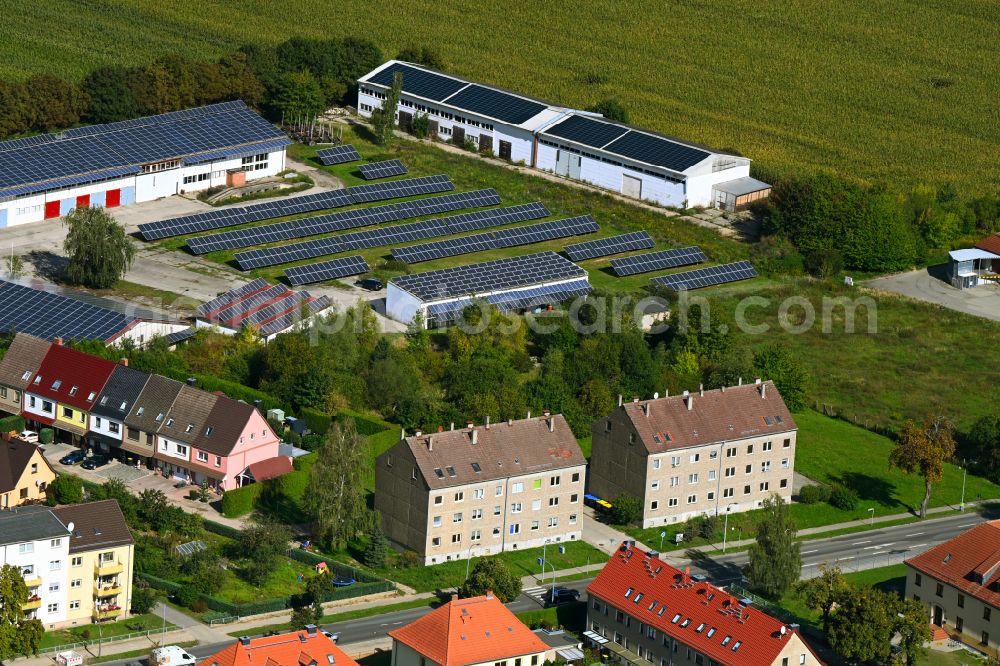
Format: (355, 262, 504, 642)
(375, 414, 587, 565)
(590, 380, 797, 528)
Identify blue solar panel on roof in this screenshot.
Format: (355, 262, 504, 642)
(163, 328, 197, 345)
(602, 130, 711, 173)
(650, 261, 758, 291)
(610, 247, 708, 277)
(316, 144, 361, 165)
(442, 84, 547, 125)
(367, 63, 468, 101)
(543, 115, 630, 149)
(0, 280, 137, 342)
(563, 231, 655, 261)
(425, 279, 592, 323)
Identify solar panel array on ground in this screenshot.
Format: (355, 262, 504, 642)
(392, 215, 599, 263)
(234, 201, 546, 270)
(425, 278, 592, 324)
(358, 159, 408, 180)
(610, 246, 708, 277)
(392, 251, 586, 302)
(563, 231, 655, 261)
(284, 255, 371, 286)
(187, 189, 499, 254)
(316, 144, 361, 165)
(0, 280, 137, 342)
(649, 261, 758, 291)
(195, 279, 333, 337)
(138, 175, 453, 240)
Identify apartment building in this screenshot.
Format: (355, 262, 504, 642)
(0, 333, 50, 416)
(375, 413, 587, 565)
(590, 381, 796, 527)
(52, 500, 134, 625)
(389, 592, 551, 666)
(585, 543, 822, 666)
(905, 520, 1000, 653)
(0, 441, 56, 507)
(0, 505, 71, 626)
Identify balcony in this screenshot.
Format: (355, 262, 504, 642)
(23, 575, 42, 588)
(95, 583, 122, 597)
(95, 561, 124, 576)
(23, 596, 41, 610)
(93, 606, 123, 621)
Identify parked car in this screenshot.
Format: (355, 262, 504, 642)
(59, 450, 87, 465)
(320, 630, 340, 643)
(543, 587, 580, 607)
(81, 454, 110, 470)
(355, 277, 384, 292)
(18, 430, 38, 443)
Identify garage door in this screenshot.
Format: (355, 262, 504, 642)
(44, 200, 60, 219)
(105, 189, 121, 208)
(622, 174, 642, 199)
(76, 194, 90, 208)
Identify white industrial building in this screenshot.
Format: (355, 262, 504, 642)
(357, 61, 769, 210)
(386, 251, 591, 327)
(0, 101, 289, 228)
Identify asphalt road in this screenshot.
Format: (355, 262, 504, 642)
(96, 508, 997, 666)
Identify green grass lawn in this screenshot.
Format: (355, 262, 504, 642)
(39, 613, 176, 649)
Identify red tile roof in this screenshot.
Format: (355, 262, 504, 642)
(248, 456, 293, 482)
(27, 343, 117, 410)
(617, 381, 795, 453)
(975, 233, 1000, 256)
(388, 593, 549, 666)
(905, 520, 1000, 609)
(197, 629, 358, 666)
(587, 545, 821, 666)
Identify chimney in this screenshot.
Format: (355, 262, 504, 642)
(239, 636, 251, 647)
(543, 409, 551, 417)
(186, 377, 196, 387)
(761, 383, 767, 399)
(682, 390, 689, 397)
(755, 377, 762, 384)
(471, 429, 478, 445)
(485, 589, 493, 600)
(548, 416, 555, 433)
(685, 395, 694, 411)
(427, 437, 433, 452)
(632, 396, 639, 403)
(485, 415, 490, 430)
(119, 357, 129, 367)
(466, 421, 474, 429)
(642, 403, 650, 417)
(617, 394, 623, 407)
(738, 377, 743, 386)
(699, 384, 704, 397)
(450, 422, 455, 431)
(437, 425, 444, 432)
(780, 625, 787, 636)
(653, 392, 659, 400)
(53, 337, 63, 346)
(721, 385, 726, 393)
(253, 399, 262, 410)
(451, 593, 459, 602)
(305, 624, 317, 636)
(400, 427, 406, 439)
(664, 389, 669, 398)
(415, 429, 422, 437)
(507, 418, 513, 426)
(527, 410, 531, 419)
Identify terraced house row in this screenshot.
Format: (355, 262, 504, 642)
(0, 333, 283, 491)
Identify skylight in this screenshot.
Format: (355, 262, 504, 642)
(722, 636, 731, 646)
(707, 627, 716, 638)
(21, 371, 31, 381)
(732, 641, 742, 651)
(119, 401, 127, 410)
(696, 623, 705, 632)
(136, 407, 144, 416)
(625, 587, 633, 599)
(471, 462, 481, 473)
(205, 426, 213, 436)
(648, 601, 657, 611)
(680, 619, 690, 628)
(657, 606, 667, 616)
(763, 415, 773, 425)
(446, 466, 456, 477)
(100, 396, 109, 406)
(52, 380, 62, 390)
(633, 593, 644, 604)
(166, 418, 174, 426)
(68, 386, 77, 396)
(33, 375, 40, 384)
(671, 613, 681, 624)
(434, 468, 444, 479)
(775, 415, 784, 423)
(87, 391, 95, 401)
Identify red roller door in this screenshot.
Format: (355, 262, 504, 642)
(44, 201, 61, 219)
(76, 194, 90, 208)
(105, 189, 121, 208)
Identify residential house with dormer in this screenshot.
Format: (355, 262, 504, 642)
(88, 362, 150, 454)
(120, 374, 183, 465)
(0, 334, 50, 417)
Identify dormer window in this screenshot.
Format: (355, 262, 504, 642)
(21, 371, 31, 381)
(52, 380, 61, 390)
(137, 407, 145, 416)
(33, 375, 41, 384)
(165, 418, 174, 427)
(185, 424, 194, 433)
(100, 397, 108, 406)
(69, 386, 78, 396)
(205, 426, 213, 436)
(87, 391, 95, 401)
(119, 401, 127, 410)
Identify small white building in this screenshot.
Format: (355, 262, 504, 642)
(357, 61, 769, 209)
(386, 251, 591, 327)
(0, 101, 289, 228)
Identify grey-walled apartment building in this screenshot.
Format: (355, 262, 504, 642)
(590, 380, 797, 527)
(375, 414, 587, 565)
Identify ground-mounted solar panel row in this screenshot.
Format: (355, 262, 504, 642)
(196, 277, 269, 316)
(391, 215, 599, 264)
(649, 261, 758, 291)
(563, 231, 655, 261)
(187, 189, 501, 254)
(137, 174, 453, 240)
(425, 279, 593, 324)
(234, 202, 549, 270)
(610, 246, 708, 277)
(284, 255, 371, 286)
(316, 144, 360, 165)
(358, 159, 408, 180)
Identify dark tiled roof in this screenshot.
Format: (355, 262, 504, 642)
(905, 520, 1000, 609)
(122, 374, 184, 432)
(158, 385, 219, 445)
(91, 364, 151, 420)
(0, 442, 51, 493)
(192, 397, 260, 457)
(0, 505, 70, 546)
(27, 343, 117, 410)
(617, 381, 796, 453)
(392, 415, 585, 490)
(0, 333, 50, 389)
(52, 499, 133, 553)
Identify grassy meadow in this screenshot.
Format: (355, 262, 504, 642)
(2, 1, 998, 192)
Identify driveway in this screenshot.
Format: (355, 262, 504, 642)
(866, 266, 1000, 322)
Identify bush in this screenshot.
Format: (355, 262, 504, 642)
(0, 414, 25, 433)
(410, 112, 430, 138)
(38, 428, 54, 445)
(130, 586, 159, 614)
(175, 586, 198, 609)
(47, 474, 83, 505)
(221, 483, 262, 518)
(696, 515, 720, 540)
(798, 484, 831, 504)
(190, 599, 209, 613)
(829, 484, 859, 511)
(610, 494, 643, 526)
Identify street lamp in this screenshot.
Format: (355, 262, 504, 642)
(868, 507, 875, 527)
(722, 504, 737, 553)
(540, 538, 551, 583)
(659, 531, 666, 551)
(537, 557, 557, 604)
(465, 545, 479, 582)
(960, 459, 967, 512)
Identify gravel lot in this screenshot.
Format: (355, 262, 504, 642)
(866, 267, 1000, 322)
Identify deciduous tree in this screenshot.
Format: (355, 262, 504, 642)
(303, 419, 369, 549)
(371, 72, 402, 146)
(82, 66, 139, 123)
(889, 416, 955, 518)
(459, 558, 521, 602)
(610, 494, 643, 526)
(795, 565, 849, 633)
(826, 587, 897, 663)
(0, 564, 44, 660)
(744, 494, 801, 596)
(63, 206, 136, 289)
(26, 74, 89, 132)
(46, 474, 82, 505)
(587, 98, 629, 123)
(753, 345, 807, 411)
(238, 519, 289, 586)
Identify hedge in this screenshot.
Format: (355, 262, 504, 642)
(203, 520, 242, 540)
(220, 484, 263, 518)
(39, 428, 54, 444)
(336, 409, 393, 436)
(300, 407, 331, 435)
(161, 370, 288, 415)
(0, 414, 25, 433)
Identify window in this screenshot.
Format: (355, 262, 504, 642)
(799, 656, 806, 665)
(49, 560, 61, 571)
(726, 446, 737, 458)
(94, 416, 102, 428)
(670, 456, 681, 467)
(956, 617, 964, 632)
(434, 495, 443, 505)
(781, 458, 790, 469)
(708, 470, 716, 481)
(745, 464, 752, 474)
(47, 603, 58, 613)
(744, 485, 751, 495)
(496, 484, 503, 496)
(652, 458, 661, 470)
(511, 503, 523, 513)
(198, 451, 208, 462)
(723, 487, 734, 498)
(71, 579, 81, 589)
(494, 506, 502, 516)
(983, 631, 990, 646)
(451, 534, 461, 544)
(784, 438, 791, 448)
(176, 444, 188, 457)
(689, 453, 700, 463)
(780, 478, 788, 488)
(709, 450, 718, 460)
(50, 538, 61, 547)
(215, 456, 221, 467)
(453, 513, 462, 523)
(651, 480, 660, 491)
(668, 498, 678, 507)
(432, 516, 442, 527)
(958, 593, 965, 608)
(687, 494, 697, 504)
(914, 573, 921, 586)
(166, 418, 174, 427)
(69, 600, 80, 610)
(761, 461, 772, 472)
(473, 488, 484, 499)
(471, 530, 481, 541)
(472, 508, 483, 519)
(569, 514, 577, 524)
(431, 537, 441, 547)
(984, 607, 991, 621)
(512, 482, 524, 494)
(548, 517, 558, 527)
(71, 556, 82, 567)
(572, 472, 580, 482)
(651, 500, 659, 510)
(509, 523, 520, 535)
(747, 444, 754, 454)
(571, 493, 579, 503)
(109, 422, 119, 434)
(935, 583, 943, 597)
(669, 476, 679, 487)
(688, 473, 699, 484)
(48, 582, 60, 593)
(62, 406, 74, 419)
(454, 491, 464, 502)
(707, 491, 715, 501)
(760, 481, 770, 492)
(725, 467, 735, 478)
(548, 497, 559, 507)
(553, 474, 564, 487)
(763, 441, 773, 452)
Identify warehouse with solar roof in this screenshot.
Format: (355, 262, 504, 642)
(0, 101, 289, 228)
(357, 61, 769, 210)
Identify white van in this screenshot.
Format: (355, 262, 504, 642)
(151, 646, 197, 666)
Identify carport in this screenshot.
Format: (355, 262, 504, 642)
(947, 249, 1000, 289)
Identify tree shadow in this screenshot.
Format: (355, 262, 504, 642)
(829, 472, 903, 512)
(26, 250, 68, 282)
(685, 549, 745, 584)
(926, 263, 951, 284)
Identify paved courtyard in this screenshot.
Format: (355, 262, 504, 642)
(866, 266, 1000, 322)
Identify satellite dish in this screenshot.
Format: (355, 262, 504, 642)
(67, 522, 75, 533)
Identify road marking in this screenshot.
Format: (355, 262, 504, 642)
(801, 549, 819, 554)
(908, 543, 927, 549)
(851, 540, 871, 545)
(905, 532, 924, 537)
(839, 556, 855, 561)
(958, 523, 979, 528)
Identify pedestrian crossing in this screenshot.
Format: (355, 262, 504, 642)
(523, 586, 550, 606)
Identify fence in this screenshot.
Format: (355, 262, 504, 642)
(39, 628, 179, 655)
(800, 550, 909, 580)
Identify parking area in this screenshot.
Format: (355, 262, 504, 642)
(866, 267, 1000, 322)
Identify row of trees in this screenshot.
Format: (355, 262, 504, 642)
(761, 174, 1000, 274)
